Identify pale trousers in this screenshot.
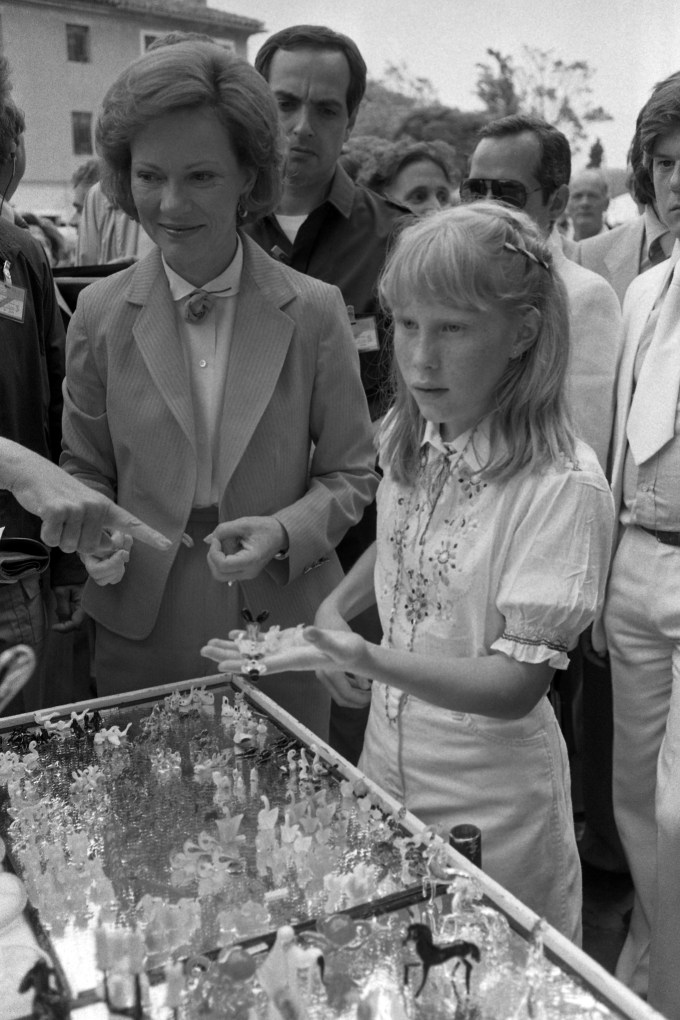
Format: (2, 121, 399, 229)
(604, 525, 680, 1018)
(360, 683, 581, 941)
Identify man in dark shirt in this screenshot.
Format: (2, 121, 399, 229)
(0, 57, 83, 712)
(244, 26, 407, 760)
(244, 24, 407, 423)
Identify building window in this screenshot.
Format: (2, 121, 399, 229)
(71, 112, 93, 155)
(66, 24, 90, 62)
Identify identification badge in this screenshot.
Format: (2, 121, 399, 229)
(0, 282, 26, 323)
(351, 315, 379, 353)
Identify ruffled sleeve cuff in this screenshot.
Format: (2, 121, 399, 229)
(491, 631, 570, 670)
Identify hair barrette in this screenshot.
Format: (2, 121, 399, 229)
(502, 241, 550, 272)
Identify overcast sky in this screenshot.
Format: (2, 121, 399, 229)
(218, 0, 680, 169)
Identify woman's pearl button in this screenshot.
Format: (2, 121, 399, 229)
(199, 359, 207, 368)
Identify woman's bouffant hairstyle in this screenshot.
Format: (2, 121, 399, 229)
(361, 139, 457, 196)
(96, 41, 283, 222)
(379, 202, 574, 484)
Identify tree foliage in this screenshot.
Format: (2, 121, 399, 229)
(394, 107, 489, 179)
(587, 138, 604, 168)
(354, 61, 439, 140)
(474, 47, 612, 154)
(353, 80, 419, 139)
(379, 60, 439, 106)
(475, 49, 520, 119)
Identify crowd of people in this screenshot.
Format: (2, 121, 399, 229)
(1, 23, 679, 1020)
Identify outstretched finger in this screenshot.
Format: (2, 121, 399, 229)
(104, 505, 172, 550)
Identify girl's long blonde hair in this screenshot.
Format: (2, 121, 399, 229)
(379, 201, 575, 484)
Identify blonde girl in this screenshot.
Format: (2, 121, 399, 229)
(204, 202, 615, 939)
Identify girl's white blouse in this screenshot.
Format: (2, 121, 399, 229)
(375, 419, 615, 681)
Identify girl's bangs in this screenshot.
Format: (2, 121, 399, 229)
(382, 222, 514, 314)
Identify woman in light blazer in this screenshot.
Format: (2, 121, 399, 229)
(60, 41, 377, 738)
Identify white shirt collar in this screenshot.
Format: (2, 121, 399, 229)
(644, 204, 673, 260)
(162, 236, 243, 302)
(547, 226, 567, 265)
(421, 417, 492, 472)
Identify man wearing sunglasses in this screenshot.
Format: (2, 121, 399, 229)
(463, 113, 622, 474)
(463, 116, 623, 936)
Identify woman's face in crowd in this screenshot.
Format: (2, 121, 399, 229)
(130, 106, 253, 286)
(385, 159, 451, 216)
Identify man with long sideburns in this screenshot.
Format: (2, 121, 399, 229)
(604, 71, 680, 1020)
(462, 114, 622, 472)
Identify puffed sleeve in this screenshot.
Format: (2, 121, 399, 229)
(491, 451, 615, 669)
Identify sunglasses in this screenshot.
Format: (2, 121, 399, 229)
(459, 178, 543, 210)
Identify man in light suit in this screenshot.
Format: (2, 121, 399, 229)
(575, 110, 672, 305)
(570, 111, 673, 881)
(464, 114, 622, 473)
(463, 115, 624, 889)
(603, 71, 680, 1019)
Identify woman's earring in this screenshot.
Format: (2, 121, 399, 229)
(237, 199, 247, 220)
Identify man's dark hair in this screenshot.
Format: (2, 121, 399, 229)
(628, 109, 655, 207)
(638, 71, 680, 185)
(0, 56, 25, 162)
(476, 114, 571, 202)
(255, 25, 367, 120)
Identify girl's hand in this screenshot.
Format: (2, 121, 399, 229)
(313, 601, 374, 708)
(201, 626, 369, 678)
(315, 668, 373, 709)
(81, 530, 132, 586)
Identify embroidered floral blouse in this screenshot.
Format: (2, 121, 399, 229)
(375, 418, 614, 676)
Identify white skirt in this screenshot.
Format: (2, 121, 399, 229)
(359, 686, 581, 941)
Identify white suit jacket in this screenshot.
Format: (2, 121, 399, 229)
(574, 216, 646, 306)
(608, 241, 680, 516)
(61, 234, 378, 639)
(549, 233, 623, 472)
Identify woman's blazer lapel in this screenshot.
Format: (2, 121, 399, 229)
(127, 250, 197, 454)
(217, 237, 297, 493)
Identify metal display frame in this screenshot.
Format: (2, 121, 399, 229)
(0, 674, 665, 1020)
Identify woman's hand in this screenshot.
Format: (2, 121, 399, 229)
(81, 530, 132, 586)
(205, 517, 288, 584)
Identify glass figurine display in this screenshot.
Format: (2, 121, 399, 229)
(0, 677, 655, 1019)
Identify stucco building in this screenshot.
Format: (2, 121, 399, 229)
(1, 0, 263, 218)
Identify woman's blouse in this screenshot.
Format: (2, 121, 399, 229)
(163, 243, 243, 507)
(375, 418, 615, 717)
